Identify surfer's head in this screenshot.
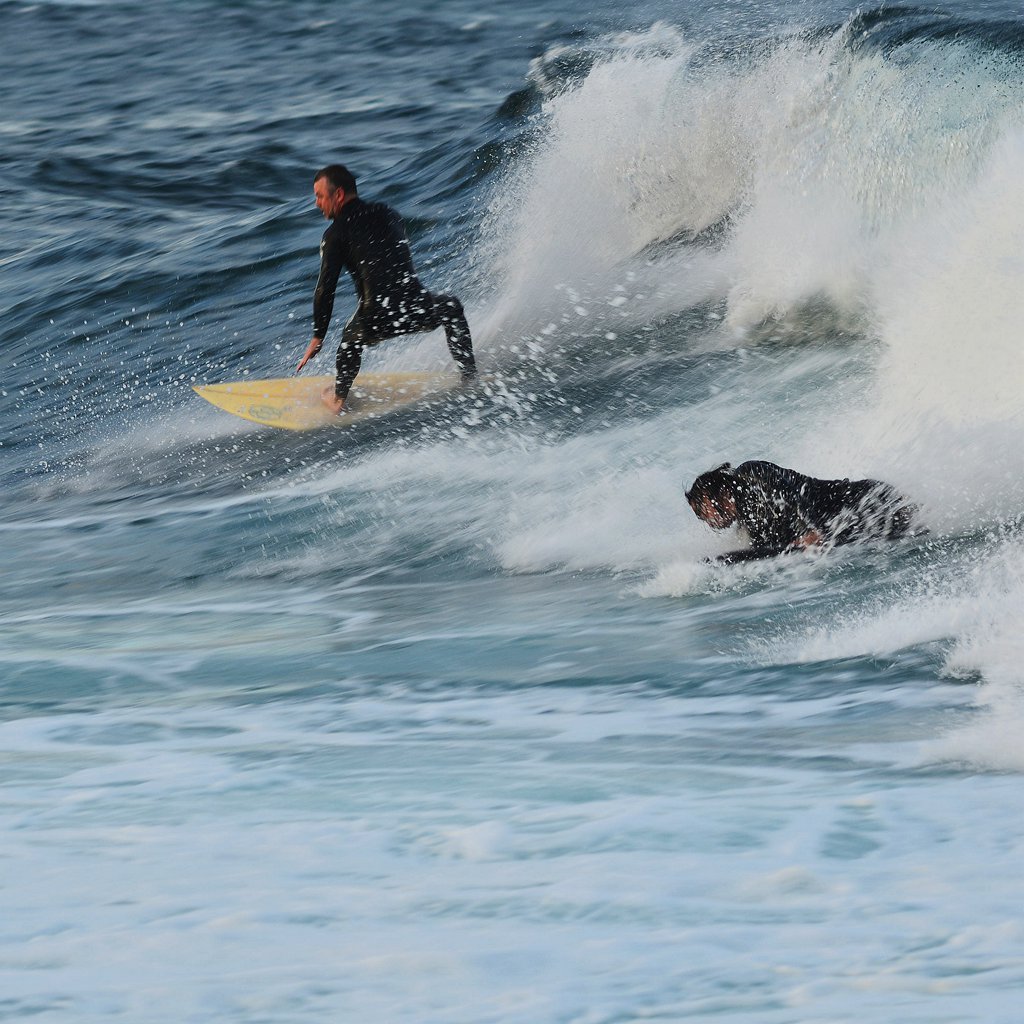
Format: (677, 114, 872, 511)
(314, 164, 358, 218)
(685, 464, 738, 529)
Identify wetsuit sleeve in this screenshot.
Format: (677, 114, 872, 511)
(313, 227, 345, 338)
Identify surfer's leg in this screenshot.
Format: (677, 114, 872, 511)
(433, 294, 476, 380)
(334, 314, 367, 404)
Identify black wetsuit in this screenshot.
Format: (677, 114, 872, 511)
(314, 197, 475, 400)
(718, 461, 920, 564)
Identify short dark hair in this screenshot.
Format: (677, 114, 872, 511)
(685, 463, 735, 505)
(314, 164, 358, 196)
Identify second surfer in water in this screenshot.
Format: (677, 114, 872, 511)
(686, 460, 923, 563)
(295, 164, 477, 414)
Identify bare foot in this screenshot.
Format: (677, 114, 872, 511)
(320, 385, 345, 416)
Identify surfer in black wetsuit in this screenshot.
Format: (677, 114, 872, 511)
(685, 461, 922, 564)
(295, 163, 476, 413)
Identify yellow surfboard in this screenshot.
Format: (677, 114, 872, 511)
(193, 372, 453, 431)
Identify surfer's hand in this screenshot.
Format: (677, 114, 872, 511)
(295, 337, 322, 373)
(792, 529, 823, 550)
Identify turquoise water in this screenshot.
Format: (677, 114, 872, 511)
(4, 1, 1024, 1020)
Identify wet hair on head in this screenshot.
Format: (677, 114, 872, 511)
(684, 463, 736, 505)
(314, 163, 358, 196)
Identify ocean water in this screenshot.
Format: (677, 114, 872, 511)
(4, 0, 1024, 1020)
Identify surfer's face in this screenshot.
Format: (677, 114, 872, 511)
(314, 178, 346, 219)
(689, 492, 737, 530)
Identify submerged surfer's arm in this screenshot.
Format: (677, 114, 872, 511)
(715, 544, 794, 564)
(714, 530, 822, 563)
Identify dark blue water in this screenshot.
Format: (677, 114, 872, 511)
(4, 1, 1024, 1020)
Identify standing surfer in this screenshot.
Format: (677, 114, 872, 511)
(295, 164, 477, 414)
